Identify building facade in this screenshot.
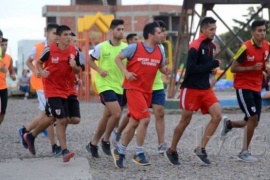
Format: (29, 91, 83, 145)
(42, 1, 182, 45)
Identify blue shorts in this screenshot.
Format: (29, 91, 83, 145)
(99, 90, 126, 107)
(151, 89, 165, 106)
(19, 86, 30, 93)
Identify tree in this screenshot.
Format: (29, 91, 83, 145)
(216, 6, 270, 68)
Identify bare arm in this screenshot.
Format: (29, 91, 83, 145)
(159, 65, 171, 75)
(8, 58, 16, 81)
(36, 60, 49, 78)
(115, 53, 137, 81)
(26, 57, 41, 78)
(88, 56, 108, 77)
(231, 60, 262, 73)
(69, 58, 81, 74)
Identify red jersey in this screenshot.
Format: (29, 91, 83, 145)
(41, 43, 76, 98)
(123, 42, 162, 93)
(233, 39, 270, 92)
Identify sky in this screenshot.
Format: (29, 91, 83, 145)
(0, 0, 269, 61)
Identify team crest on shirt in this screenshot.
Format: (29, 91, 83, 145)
(55, 109, 61, 115)
(102, 52, 110, 58)
(247, 55, 254, 61)
(51, 57, 59, 63)
(251, 106, 256, 112)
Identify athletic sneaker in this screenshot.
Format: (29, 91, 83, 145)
(194, 147, 210, 165)
(62, 149, 75, 163)
(111, 148, 125, 168)
(52, 144, 62, 157)
(101, 138, 111, 156)
(157, 142, 168, 154)
(237, 150, 258, 162)
(18, 126, 28, 149)
(164, 149, 180, 165)
(132, 153, 151, 166)
(220, 116, 232, 137)
(86, 142, 100, 158)
(23, 133, 36, 155)
(110, 129, 121, 148)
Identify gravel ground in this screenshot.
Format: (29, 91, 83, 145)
(1, 98, 270, 180)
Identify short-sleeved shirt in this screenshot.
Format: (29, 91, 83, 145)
(233, 39, 270, 92)
(90, 40, 127, 94)
(18, 75, 30, 86)
(40, 43, 80, 98)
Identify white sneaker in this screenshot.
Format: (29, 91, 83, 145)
(110, 129, 121, 148)
(220, 116, 231, 137)
(157, 142, 168, 154)
(237, 150, 258, 162)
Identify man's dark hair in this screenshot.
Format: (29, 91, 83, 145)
(109, 19, 124, 29)
(200, 17, 216, 29)
(56, 25, 71, 36)
(126, 33, 137, 42)
(143, 22, 160, 39)
(2, 38, 8, 42)
(251, 19, 267, 31)
(155, 20, 167, 29)
(46, 23, 59, 33)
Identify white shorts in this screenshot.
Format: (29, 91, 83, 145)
(36, 90, 46, 111)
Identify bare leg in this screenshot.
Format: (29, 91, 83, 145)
(116, 113, 129, 135)
(121, 118, 139, 146)
(170, 110, 193, 151)
(201, 102, 222, 148)
(68, 117, 80, 124)
(152, 104, 165, 145)
(136, 118, 150, 146)
(56, 118, 68, 150)
(242, 115, 258, 151)
(0, 114, 5, 125)
(31, 116, 54, 137)
(103, 101, 122, 142)
(231, 120, 247, 128)
(91, 107, 111, 145)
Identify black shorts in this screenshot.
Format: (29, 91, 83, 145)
(67, 95, 80, 118)
(99, 90, 126, 107)
(45, 97, 68, 119)
(0, 88, 8, 114)
(236, 89, 261, 121)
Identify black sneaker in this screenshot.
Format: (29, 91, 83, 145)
(18, 126, 28, 149)
(86, 142, 100, 158)
(23, 133, 36, 155)
(101, 138, 111, 156)
(52, 144, 62, 157)
(164, 148, 180, 165)
(194, 147, 210, 165)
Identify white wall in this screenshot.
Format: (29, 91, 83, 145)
(17, 40, 42, 75)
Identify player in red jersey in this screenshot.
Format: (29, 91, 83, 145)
(23, 25, 81, 163)
(111, 22, 171, 168)
(220, 19, 270, 162)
